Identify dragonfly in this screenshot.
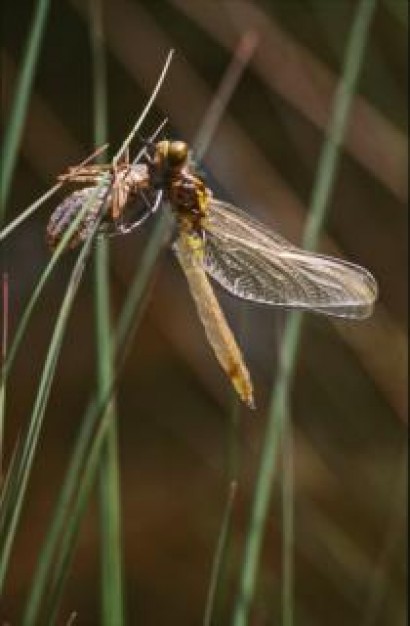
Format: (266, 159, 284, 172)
(47, 139, 378, 408)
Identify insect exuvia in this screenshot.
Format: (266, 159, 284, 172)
(47, 139, 378, 408)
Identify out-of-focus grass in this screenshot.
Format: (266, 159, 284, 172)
(18, 29, 256, 621)
(233, 0, 377, 624)
(1, 1, 405, 623)
(1, 47, 174, 615)
(0, 0, 50, 526)
(0, 0, 50, 224)
(0, 179, 111, 592)
(89, 0, 124, 623)
(22, 208, 171, 624)
(382, 0, 408, 28)
(204, 481, 237, 626)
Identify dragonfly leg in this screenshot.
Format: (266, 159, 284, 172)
(113, 189, 163, 235)
(143, 188, 163, 213)
(111, 164, 122, 221)
(57, 174, 101, 184)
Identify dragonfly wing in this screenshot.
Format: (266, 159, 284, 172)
(204, 199, 378, 319)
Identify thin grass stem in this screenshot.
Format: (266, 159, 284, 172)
(204, 481, 238, 626)
(23, 209, 171, 624)
(0, 185, 110, 593)
(0, 273, 9, 477)
(0, 0, 51, 224)
(0, 143, 109, 242)
(281, 403, 294, 626)
(1, 172, 109, 384)
(113, 49, 174, 165)
(193, 30, 258, 161)
(20, 47, 175, 616)
(89, 0, 124, 623)
(188, 34, 259, 622)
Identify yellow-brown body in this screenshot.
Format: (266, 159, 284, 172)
(157, 141, 254, 407)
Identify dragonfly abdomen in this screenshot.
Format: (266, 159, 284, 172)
(174, 231, 255, 408)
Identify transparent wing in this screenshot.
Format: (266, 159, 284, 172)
(203, 199, 378, 319)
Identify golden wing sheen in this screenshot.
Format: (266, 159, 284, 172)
(203, 199, 378, 319)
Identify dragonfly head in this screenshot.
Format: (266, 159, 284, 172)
(155, 140, 188, 168)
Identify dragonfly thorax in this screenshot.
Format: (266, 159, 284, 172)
(169, 172, 211, 235)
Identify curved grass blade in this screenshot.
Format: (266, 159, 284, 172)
(232, 1, 377, 624)
(20, 44, 175, 618)
(0, 180, 111, 536)
(23, 36, 248, 620)
(0, 0, 51, 224)
(2, 43, 173, 379)
(22, 208, 172, 625)
(1, 0, 51, 549)
(0, 143, 109, 242)
(113, 49, 174, 165)
(194, 30, 258, 161)
(204, 481, 238, 626)
(0, 184, 111, 593)
(0, 273, 9, 476)
(1, 172, 110, 391)
(281, 401, 294, 626)
(0, 194, 106, 547)
(381, 0, 408, 28)
(44, 210, 172, 624)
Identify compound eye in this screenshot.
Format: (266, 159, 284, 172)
(168, 141, 188, 166)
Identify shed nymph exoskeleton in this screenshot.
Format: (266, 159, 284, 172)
(46, 150, 157, 249)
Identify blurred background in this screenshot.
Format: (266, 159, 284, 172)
(1, 1, 407, 624)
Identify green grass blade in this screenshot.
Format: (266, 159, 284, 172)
(1, 151, 110, 554)
(7, 46, 174, 618)
(281, 404, 294, 626)
(23, 115, 173, 621)
(97, 395, 123, 625)
(42, 409, 113, 626)
(0, 273, 9, 475)
(0, 185, 110, 592)
(89, 0, 124, 622)
(0, 144, 109, 242)
(0, 0, 51, 223)
(193, 30, 258, 161)
(1, 173, 109, 383)
(21, 398, 97, 626)
(45, 213, 171, 623)
(1, 0, 51, 537)
(0, 184, 62, 242)
(113, 49, 174, 165)
(190, 35, 258, 621)
(23, 210, 171, 624)
(232, 314, 301, 626)
(0, 183, 111, 526)
(204, 481, 238, 626)
(2, 43, 172, 380)
(232, 1, 377, 624)
(0, 433, 21, 517)
(381, 0, 408, 28)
